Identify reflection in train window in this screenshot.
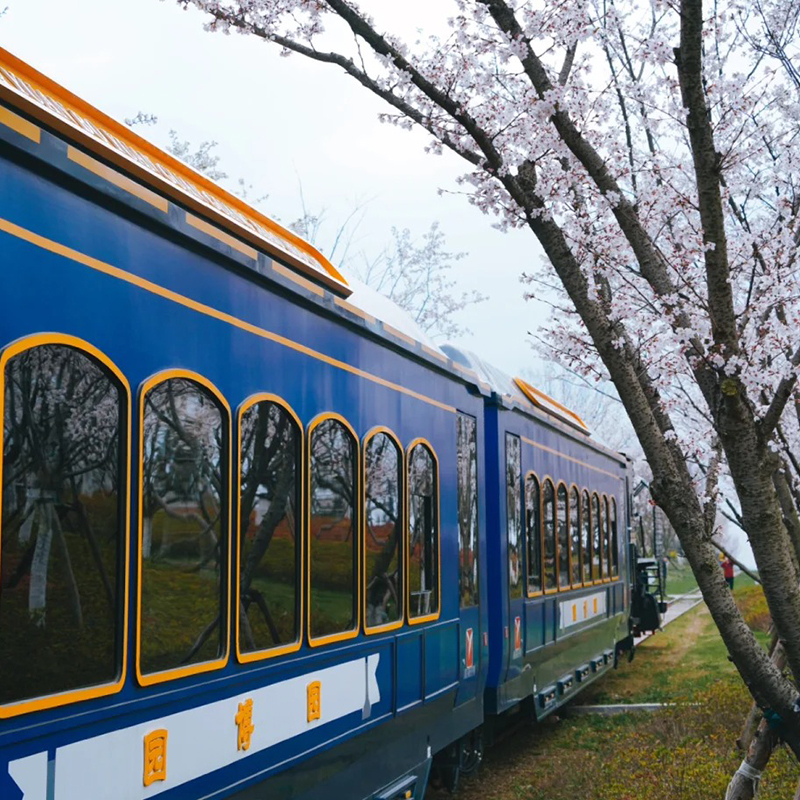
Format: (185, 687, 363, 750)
(603, 495, 611, 581)
(582, 490, 592, 584)
(309, 417, 357, 640)
(569, 486, 581, 586)
(0, 343, 126, 706)
(543, 479, 557, 591)
(239, 399, 301, 656)
(364, 431, 402, 630)
(592, 493, 602, 580)
(505, 434, 523, 600)
(611, 498, 620, 578)
(408, 442, 439, 620)
(525, 473, 542, 594)
(557, 484, 570, 589)
(457, 414, 479, 609)
(140, 377, 227, 676)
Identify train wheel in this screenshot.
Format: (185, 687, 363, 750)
(433, 728, 484, 793)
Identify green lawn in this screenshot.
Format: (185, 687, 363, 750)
(435, 582, 795, 800)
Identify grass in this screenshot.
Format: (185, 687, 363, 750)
(433, 582, 797, 800)
(664, 561, 698, 597)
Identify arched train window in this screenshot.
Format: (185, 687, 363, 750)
(592, 493, 602, 581)
(238, 397, 301, 659)
(0, 339, 128, 712)
(408, 441, 440, 621)
(309, 416, 358, 643)
(139, 374, 229, 682)
(525, 473, 542, 594)
(543, 479, 557, 591)
(582, 490, 592, 585)
(364, 430, 403, 631)
(557, 483, 569, 589)
(569, 487, 581, 586)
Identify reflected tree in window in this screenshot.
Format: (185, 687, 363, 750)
(611, 498, 620, 578)
(239, 400, 300, 653)
(525, 473, 541, 594)
(0, 343, 125, 705)
(592, 493, 602, 580)
(582, 490, 592, 584)
(140, 377, 226, 675)
(543, 480, 557, 591)
(557, 484, 569, 588)
(364, 431, 402, 628)
(569, 487, 581, 586)
(603, 495, 611, 580)
(309, 418, 356, 638)
(457, 415, 479, 608)
(505, 434, 522, 600)
(408, 442, 439, 618)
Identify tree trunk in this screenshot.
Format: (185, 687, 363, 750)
(142, 516, 152, 560)
(28, 501, 52, 626)
(725, 718, 779, 800)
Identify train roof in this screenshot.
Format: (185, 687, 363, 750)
(440, 345, 591, 435)
(0, 47, 350, 297)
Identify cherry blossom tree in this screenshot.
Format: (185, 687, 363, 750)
(176, 0, 800, 791)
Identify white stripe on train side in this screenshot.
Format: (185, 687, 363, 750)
(559, 592, 607, 630)
(7, 654, 380, 800)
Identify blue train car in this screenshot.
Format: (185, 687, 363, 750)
(0, 49, 657, 800)
(0, 50, 491, 800)
(441, 352, 632, 723)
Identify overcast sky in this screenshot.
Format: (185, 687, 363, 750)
(0, 0, 553, 377)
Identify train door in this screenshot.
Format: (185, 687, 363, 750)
(503, 431, 525, 685)
(455, 412, 482, 706)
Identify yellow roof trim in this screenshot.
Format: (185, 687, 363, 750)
(0, 47, 350, 296)
(513, 377, 591, 434)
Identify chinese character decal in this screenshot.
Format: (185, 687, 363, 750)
(143, 729, 168, 787)
(236, 698, 255, 751)
(307, 680, 321, 722)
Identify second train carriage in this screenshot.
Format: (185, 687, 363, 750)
(0, 48, 658, 800)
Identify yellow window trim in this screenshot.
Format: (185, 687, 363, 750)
(236, 393, 304, 664)
(136, 369, 232, 687)
(362, 426, 405, 636)
(523, 470, 543, 598)
(306, 413, 361, 648)
(0, 333, 131, 718)
(568, 483, 582, 589)
(406, 438, 442, 626)
(541, 476, 557, 595)
(0, 216, 457, 416)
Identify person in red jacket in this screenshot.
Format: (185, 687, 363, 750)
(721, 556, 735, 590)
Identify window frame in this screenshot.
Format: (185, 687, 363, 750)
(136, 369, 232, 687)
(542, 476, 558, 595)
(306, 412, 361, 648)
(592, 491, 603, 584)
(525, 471, 543, 598)
(236, 393, 304, 664)
(556, 481, 570, 590)
(582, 489, 592, 586)
(0, 333, 131, 719)
(610, 496, 620, 580)
(406, 438, 442, 626)
(602, 494, 612, 583)
(456, 413, 480, 610)
(362, 426, 405, 635)
(569, 483, 582, 588)
(505, 433, 524, 602)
